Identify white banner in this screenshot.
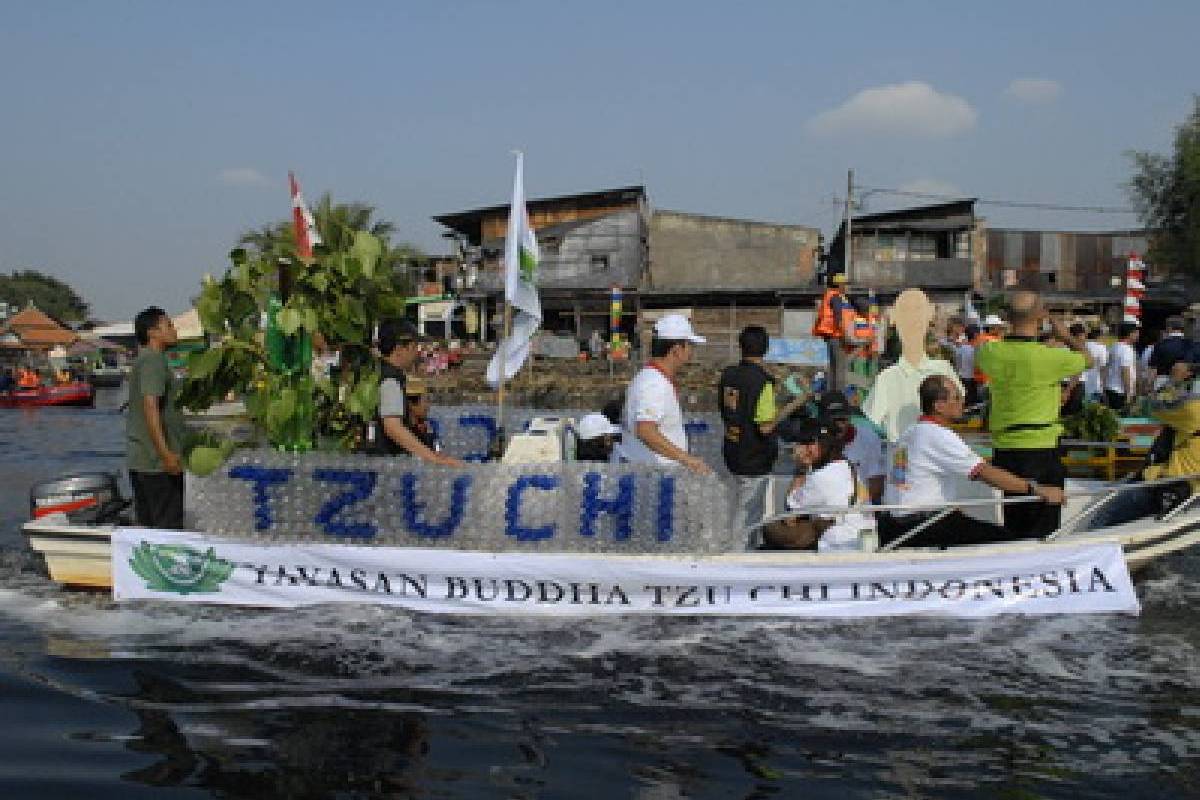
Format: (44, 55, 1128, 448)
(113, 530, 1140, 618)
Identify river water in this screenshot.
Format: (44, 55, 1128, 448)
(3, 390, 1200, 798)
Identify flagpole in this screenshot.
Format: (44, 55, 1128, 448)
(492, 300, 512, 460)
(487, 149, 540, 460)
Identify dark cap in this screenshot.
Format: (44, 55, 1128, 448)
(377, 318, 425, 354)
(778, 415, 836, 444)
(816, 390, 851, 416)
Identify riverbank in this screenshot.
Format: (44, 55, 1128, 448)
(421, 354, 726, 412)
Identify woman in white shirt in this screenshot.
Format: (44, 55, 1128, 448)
(763, 417, 871, 551)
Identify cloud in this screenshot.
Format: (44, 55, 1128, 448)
(1005, 78, 1063, 104)
(897, 178, 962, 198)
(807, 81, 977, 138)
(217, 167, 270, 187)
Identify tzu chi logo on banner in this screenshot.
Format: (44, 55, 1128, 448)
(128, 540, 235, 595)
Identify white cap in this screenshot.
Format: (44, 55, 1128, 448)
(653, 313, 706, 343)
(577, 413, 620, 441)
(983, 314, 1006, 327)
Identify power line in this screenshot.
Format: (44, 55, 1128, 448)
(858, 186, 1138, 215)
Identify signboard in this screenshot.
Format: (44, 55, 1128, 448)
(114, 532, 1138, 618)
(765, 337, 829, 367)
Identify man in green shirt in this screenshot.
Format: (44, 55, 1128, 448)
(976, 290, 1091, 537)
(127, 306, 187, 528)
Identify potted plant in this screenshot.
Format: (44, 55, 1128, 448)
(1061, 402, 1120, 461)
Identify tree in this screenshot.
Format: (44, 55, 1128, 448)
(236, 192, 420, 297)
(1127, 95, 1200, 274)
(0, 270, 90, 323)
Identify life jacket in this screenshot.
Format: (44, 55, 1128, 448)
(362, 362, 407, 456)
(718, 360, 779, 476)
(17, 369, 39, 389)
(846, 314, 876, 354)
(812, 289, 845, 339)
(973, 332, 1000, 384)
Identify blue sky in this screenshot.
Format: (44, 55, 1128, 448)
(0, 0, 1195, 320)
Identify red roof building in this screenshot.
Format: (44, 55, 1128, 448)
(1, 306, 78, 350)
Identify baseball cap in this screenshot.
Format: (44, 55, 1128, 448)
(577, 412, 621, 441)
(983, 314, 1006, 327)
(777, 415, 835, 444)
(377, 319, 426, 353)
(816, 390, 851, 416)
(653, 314, 706, 344)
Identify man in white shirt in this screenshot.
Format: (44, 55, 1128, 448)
(1078, 324, 1109, 402)
(879, 374, 1064, 548)
(957, 323, 979, 405)
(621, 314, 712, 474)
(817, 390, 885, 502)
(1105, 322, 1140, 411)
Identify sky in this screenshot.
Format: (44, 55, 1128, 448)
(0, 0, 1196, 321)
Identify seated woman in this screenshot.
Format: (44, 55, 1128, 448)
(762, 417, 871, 552)
(575, 413, 621, 462)
(1087, 365, 1200, 529)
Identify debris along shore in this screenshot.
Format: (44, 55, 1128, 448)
(422, 352, 727, 413)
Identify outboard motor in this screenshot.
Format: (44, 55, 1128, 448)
(29, 472, 130, 525)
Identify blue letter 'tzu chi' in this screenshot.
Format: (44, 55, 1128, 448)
(506, 474, 560, 541)
(580, 472, 636, 541)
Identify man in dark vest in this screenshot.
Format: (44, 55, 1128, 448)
(366, 319, 464, 466)
(719, 325, 805, 547)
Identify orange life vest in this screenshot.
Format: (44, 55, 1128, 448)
(812, 289, 845, 339)
(17, 369, 39, 389)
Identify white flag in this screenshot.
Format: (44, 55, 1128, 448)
(486, 153, 542, 385)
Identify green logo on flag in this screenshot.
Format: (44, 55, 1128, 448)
(519, 245, 538, 284)
(129, 541, 234, 594)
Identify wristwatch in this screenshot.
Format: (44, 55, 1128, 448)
(1025, 479, 1040, 496)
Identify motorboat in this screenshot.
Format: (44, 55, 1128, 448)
(19, 409, 1200, 613)
(0, 381, 95, 408)
(86, 365, 125, 389)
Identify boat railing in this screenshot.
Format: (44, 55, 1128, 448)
(748, 472, 1200, 550)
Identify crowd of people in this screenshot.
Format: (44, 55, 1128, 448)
(617, 289, 1199, 553)
(123, 291, 1200, 548)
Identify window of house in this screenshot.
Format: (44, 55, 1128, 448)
(955, 231, 971, 260)
(875, 234, 896, 261)
(590, 254, 609, 274)
(909, 235, 937, 261)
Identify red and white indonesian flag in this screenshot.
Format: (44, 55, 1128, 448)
(486, 152, 542, 386)
(289, 171, 323, 259)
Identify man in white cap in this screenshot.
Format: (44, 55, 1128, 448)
(575, 412, 621, 462)
(621, 314, 712, 474)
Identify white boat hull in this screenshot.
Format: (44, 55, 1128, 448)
(22, 508, 1200, 593)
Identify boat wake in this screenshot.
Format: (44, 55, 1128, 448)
(3, 544, 1200, 793)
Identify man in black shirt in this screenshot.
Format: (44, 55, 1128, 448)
(1148, 316, 1195, 390)
(718, 325, 804, 546)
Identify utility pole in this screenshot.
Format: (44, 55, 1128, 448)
(844, 169, 854, 284)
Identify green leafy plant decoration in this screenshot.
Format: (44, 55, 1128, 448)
(1062, 401, 1120, 443)
(177, 227, 410, 462)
